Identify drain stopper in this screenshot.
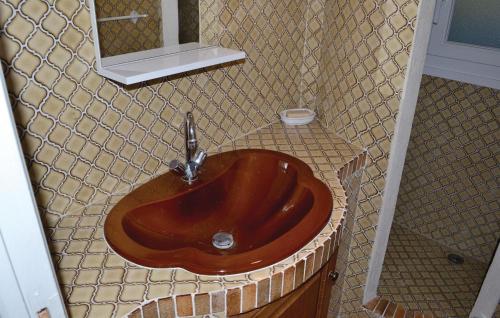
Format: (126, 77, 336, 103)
(447, 253, 464, 264)
(212, 232, 234, 249)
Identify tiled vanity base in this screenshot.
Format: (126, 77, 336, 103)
(46, 122, 365, 317)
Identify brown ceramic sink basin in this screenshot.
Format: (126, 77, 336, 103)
(104, 149, 332, 275)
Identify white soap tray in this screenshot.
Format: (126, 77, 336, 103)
(280, 108, 316, 125)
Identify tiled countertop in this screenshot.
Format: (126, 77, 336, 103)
(46, 121, 365, 318)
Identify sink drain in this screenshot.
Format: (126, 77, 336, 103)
(212, 232, 234, 249)
(448, 253, 464, 264)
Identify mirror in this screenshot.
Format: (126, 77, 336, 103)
(88, 0, 245, 84)
(94, 0, 199, 58)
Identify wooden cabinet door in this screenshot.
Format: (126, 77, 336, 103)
(231, 248, 339, 318)
(316, 248, 339, 318)
(232, 270, 322, 318)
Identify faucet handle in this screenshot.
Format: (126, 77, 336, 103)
(193, 150, 207, 167)
(169, 160, 185, 175)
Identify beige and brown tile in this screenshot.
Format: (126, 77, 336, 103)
(378, 224, 495, 317)
(394, 75, 500, 263)
(194, 293, 210, 316)
(241, 284, 256, 313)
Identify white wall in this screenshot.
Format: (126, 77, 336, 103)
(470, 246, 500, 318)
(0, 72, 66, 317)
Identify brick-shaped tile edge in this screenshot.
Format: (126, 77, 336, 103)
(363, 296, 436, 318)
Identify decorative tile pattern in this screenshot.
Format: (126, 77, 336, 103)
(299, 0, 325, 109)
(95, 0, 163, 57)
(329, 168, 364, 318)
(46, 122, 365, 317)
(315, 0, 420, 315)
(378, 224, 498, 318)
(394, 75, 500, 263)
(0, 0, 309, 220)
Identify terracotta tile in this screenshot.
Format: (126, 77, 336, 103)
(347, 160, 354, 177)
(270, 272, 283, 301)
(313, 245, 324, 272)
(226, 288, 241, 316)
(175, 295, 193, 317)
(194, 293, 210, 316)
(211, 291, 225, 313)
(158, 297, 175, 318)
(394, 304, 406, 318)
(322, 239, 331, 265)
(405, 310, 415, 318)
(128, 308, 142, 318)
(294, 260, 305, 288)
(282, 267, 295, 295)
(241, 284, 256, 312)
(360, 153, 366, 167)
(257, 278, 270, 307)
(304, 254, 314, 280)
(364, 297, 380, 311)
(357, 154, 364, 170)
(384, 302, 397, 317)
(332, 228, 339, 249)
(413, 312, 424, 318)
(142, 301, 158, 318)
(374, 298, 389, 315)
(353, 155, 359, 171)
(339, 167, 346, 181)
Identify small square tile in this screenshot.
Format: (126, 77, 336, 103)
(175, 295, 193, 317)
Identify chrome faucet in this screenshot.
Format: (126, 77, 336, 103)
(169, 112, 207, 184)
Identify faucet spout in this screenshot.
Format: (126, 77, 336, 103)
(185, 112, 197, 162)
(169, 111, 206, 184)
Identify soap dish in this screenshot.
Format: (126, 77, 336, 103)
(280, 108, 316, 125)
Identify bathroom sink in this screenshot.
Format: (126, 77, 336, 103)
(104, 149, 332, 274)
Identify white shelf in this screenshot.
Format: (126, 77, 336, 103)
(97, 46, 246, 85)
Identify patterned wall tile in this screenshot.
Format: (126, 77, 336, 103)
(394, 75, 500, 263)
(329, 168, 364, 318)
(299, 0, 325, 109)
(0, 0, 309, 221)
(316, 0, 419, 316)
